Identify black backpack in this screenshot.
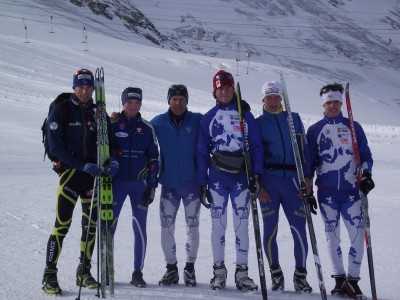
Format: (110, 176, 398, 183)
(41, 93, 72, 162)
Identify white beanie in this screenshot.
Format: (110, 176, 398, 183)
(321, 90, 342, 105)
(261, 81, 282, 101)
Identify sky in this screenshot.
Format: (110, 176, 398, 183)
(0, 1, 399, 299)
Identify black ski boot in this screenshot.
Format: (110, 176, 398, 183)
(210, 262, 227, 290)
(343, 276, 366, 300)
(270, 264, 285, 291)
(76, 262, 100, 289)
(159, 263, 179, 286)
(42, 264, 62, 295)
(130, 269, 147, 287)
(235, 264, 258, 291)
(331, 274, 346, 296)
(183, 262, 197, 287)
(293, 268, 312, 293)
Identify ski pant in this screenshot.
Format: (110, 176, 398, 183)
(317, 186, 365, 278)
(159, 183, 201, 265)
(45, 169, 97, 267)
(260, 174, 308, 270)
(111, 180, 148, 271)
(208, 167, 251, 265)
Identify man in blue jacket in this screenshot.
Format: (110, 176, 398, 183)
(150, 84, 202, 287)
(256, 80, 314, 293)
(307, 83, 374, 300)
(42, 69, 103, 295)
(197, 70, 264, 291)
(109, 87, 159, 288)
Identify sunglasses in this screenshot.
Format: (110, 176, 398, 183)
(320, 86, 342, 95)
(215, 74, 234, 81)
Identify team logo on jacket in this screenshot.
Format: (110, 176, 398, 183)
(115, 132, 128, 138)
(136, 127, 143, 134)
(186, 127, 192, 134)
(118, 123, 126, 130)
(49, 122, 58, 130)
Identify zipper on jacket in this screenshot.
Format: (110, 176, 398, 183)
(275, 114, 287, 177)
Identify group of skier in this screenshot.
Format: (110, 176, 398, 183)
(42, 68, 375, 300)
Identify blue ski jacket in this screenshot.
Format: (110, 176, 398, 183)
(256, 107, 311, 178)
(197, 100, 264, 186)
(307, 112, 373, 190)
(111, 111, 159, 188)
(150, 110, 202, 189)
(47, 94, 97, 171)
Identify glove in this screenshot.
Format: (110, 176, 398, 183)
(83, 163, 102, 177)
(306, 191, 318, 215)
(199, 186, 212, 209)
(104, 159, 119, 178)
(360, 171, 375, 196)
(249, 174, 261, 197)
(143, 187, 155, 206)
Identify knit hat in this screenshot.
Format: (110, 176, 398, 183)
(321, 90, 343, 105)
(121, 87, 142, 105)
(261, 80, 282, 101)
(167, 84, 189, 104)
(72, 68, 94, 89)
(213, 70, 234, 92)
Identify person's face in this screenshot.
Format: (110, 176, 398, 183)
(323, 100, 342, 118)
(263, 95, 282, 112)
(215, 85, 234, 104)
(123, 99, 142, 117)
(74, 85, 94, 103)
(169, 95, 188, 116)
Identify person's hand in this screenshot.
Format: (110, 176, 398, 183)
(258, 187, 271, 203)
(199, 186, 212, 209)
(249, 174, 261, 197)
(104, 159, 119, 177)
(143, 187, 155, 206)
(110, 111, 121, 121)
(360, 171, 375, 196)
(306, 191, 318, 215)
(83, 163, 102, 177)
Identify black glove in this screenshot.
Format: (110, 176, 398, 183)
(249, 174, 261, 197)
(306, 191, 318, 215)
(360, 171, 375, 196)
(143, 187, 155, 206)
(199, 186, 212, 209)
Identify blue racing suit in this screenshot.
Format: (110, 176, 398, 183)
(307, 112, 373, 278)
(197, 100, 264, 265)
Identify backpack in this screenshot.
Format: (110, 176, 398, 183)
(41, 93, 72, 162)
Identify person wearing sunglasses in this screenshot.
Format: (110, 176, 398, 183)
(197, 70, 264, 291)
(255, 80, 314, 293)
(42, 69, 102, 295)
(150, 84, 202, 287)
(307, 83, 374, 299)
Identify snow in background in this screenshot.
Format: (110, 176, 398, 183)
(0, 1, 399, 299)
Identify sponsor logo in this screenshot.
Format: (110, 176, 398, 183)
(77, 74, 92, 80)
(64, 186, 78, 198)
(49, 122, 58, 130)
(48, 240, 56, 262)
(115, 132, 129, 138)
(69, 121, 82, 126)
(340, 137, 349, 144)
(127, 92, 141, 99)
(136, 127, 142, 133)
(265, 87, 279, 94)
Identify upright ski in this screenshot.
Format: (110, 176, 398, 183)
(236, 82, 268, 300)
(95, 67, 114, 298)
(280, 73, 327, 300)
(345, 83, 377, 300)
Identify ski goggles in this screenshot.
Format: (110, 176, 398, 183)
(215, 74, 234, 81)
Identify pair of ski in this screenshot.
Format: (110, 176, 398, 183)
(75, 67, 114, 300)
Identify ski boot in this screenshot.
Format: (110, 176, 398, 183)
(159, 263, 179, 286)
(343, 276, 367, 300)
(130, 269, 147, 287)
(331, 274, 346, 296)
(235, 264, 258, 291)
(42, 264, 62, 295)
(183, 262, 197, 287)
(293, 268, 312, 293)
(270, 264, 285, 291)
(210, 262, 227, 290)
(76, 262, 100, 289)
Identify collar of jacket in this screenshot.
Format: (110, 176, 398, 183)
(323, 112, 343, 124)
(263, 104, 283, 115)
